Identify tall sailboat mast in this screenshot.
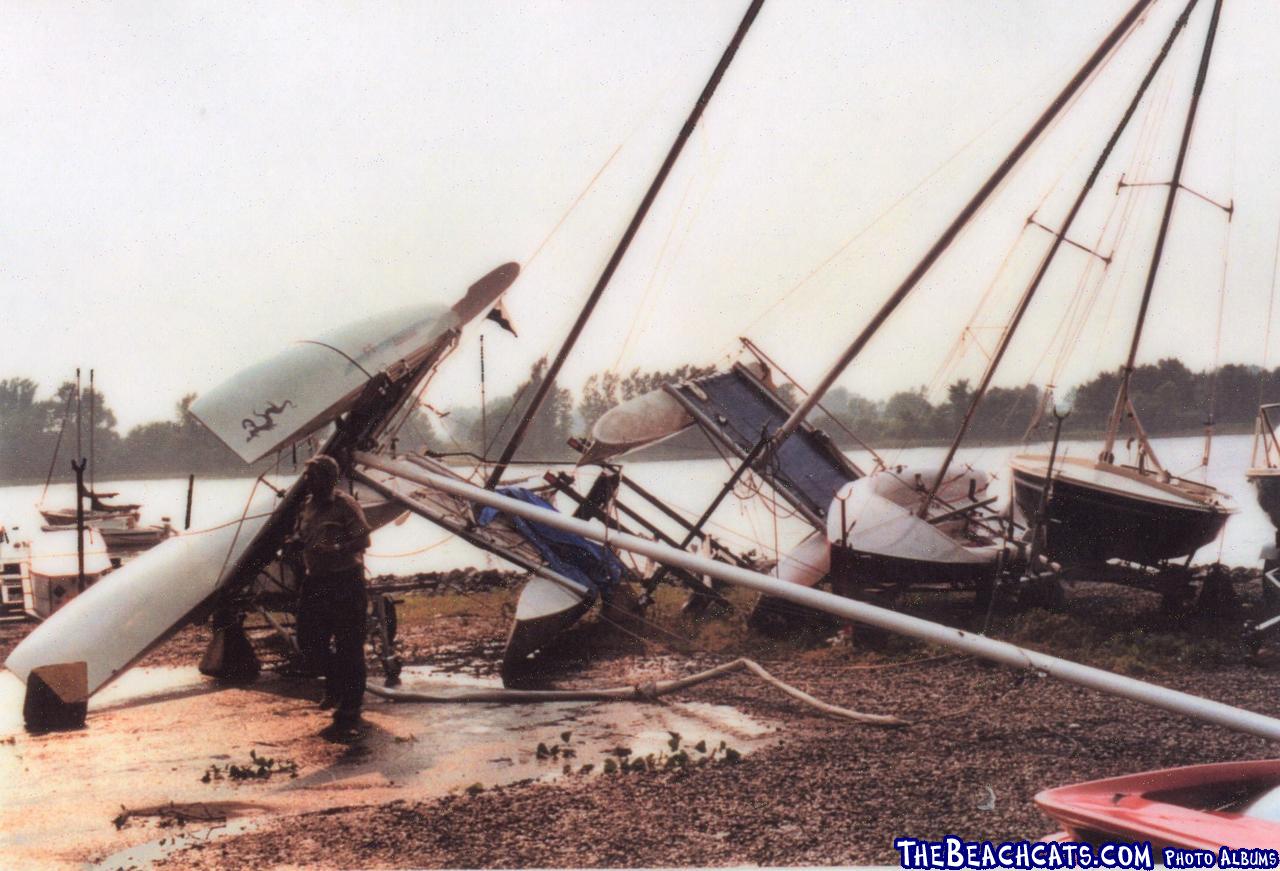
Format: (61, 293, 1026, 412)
(769, 0, 1157, 451)
(920, 0, 1203, 515)
(1100, 0, 1226, 463)
(484, 0, 766, 489)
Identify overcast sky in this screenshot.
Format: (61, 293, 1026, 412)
(4, 0, 1279, 433)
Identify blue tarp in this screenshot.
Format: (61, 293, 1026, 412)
(476, 487, 624, 598)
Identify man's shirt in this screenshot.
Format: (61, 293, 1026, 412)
(296, 490, 372, 576)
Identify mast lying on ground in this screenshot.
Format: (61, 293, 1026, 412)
(356, 451, 1280, 744)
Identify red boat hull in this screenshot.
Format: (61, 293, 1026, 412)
(1036, 759, 1280, 850)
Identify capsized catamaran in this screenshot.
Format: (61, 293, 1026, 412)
(353, 452, 1280, 744)
(5, 262, 522, 727)
(581, 351, 1013, 617)
(1010, 0, 1236, 570)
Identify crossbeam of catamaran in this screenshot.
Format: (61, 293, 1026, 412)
(355, 450, 1280, 744)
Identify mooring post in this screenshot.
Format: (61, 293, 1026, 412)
(184, 473, 195, 530)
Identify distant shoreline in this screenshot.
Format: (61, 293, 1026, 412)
(0, 422, 1254, 489)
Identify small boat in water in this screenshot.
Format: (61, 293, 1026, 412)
(1037, 759, 1280, 849)
(37, 370, 143, 530)
(39, 492, 142, 530)
(97, 516, 177, 551)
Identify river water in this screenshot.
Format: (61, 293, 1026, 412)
(0, 432, 1271, 572)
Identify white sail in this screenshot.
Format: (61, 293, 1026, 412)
(191, 263, 519, 463)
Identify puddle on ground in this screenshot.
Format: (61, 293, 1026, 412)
(90, 816, 259, 870)
(0, 663, 778, 870)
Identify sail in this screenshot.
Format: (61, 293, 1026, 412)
(191, 263, 519, 463)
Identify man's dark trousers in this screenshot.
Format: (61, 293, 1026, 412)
(297, 567, 367, 724)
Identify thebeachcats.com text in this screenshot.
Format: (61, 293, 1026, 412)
(893, 837, 1280, 870)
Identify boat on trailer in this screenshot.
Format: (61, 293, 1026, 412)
(1011, 454, 1234, 567)
(1010, 0, 1237, 572)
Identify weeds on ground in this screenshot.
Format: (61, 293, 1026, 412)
(201, 748, 299, 783)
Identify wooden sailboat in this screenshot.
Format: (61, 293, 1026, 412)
(1010, 0, 1236, 569)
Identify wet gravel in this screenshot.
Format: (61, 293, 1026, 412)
(153, 581, 1280, 869)
(5, 573, 1278, 869)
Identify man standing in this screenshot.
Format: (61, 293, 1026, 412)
(292, 455, 372, 740)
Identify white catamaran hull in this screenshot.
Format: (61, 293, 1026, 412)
(191, 263, 519, 464)
(825, 471, 1007, 587)
(6, 491, 280, 695)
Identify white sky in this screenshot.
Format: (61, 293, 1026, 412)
(3, 0, 1279, 433)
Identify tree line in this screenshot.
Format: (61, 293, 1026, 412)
(2, 357, 1277, 482)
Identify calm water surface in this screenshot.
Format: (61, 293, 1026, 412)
(0, 433, 1270, 572)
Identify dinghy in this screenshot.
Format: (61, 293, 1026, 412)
(1037, 760, 1280, 849)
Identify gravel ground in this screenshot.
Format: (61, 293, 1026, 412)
(153, 578, 1280, 869)
(5, 572, 1277, 869)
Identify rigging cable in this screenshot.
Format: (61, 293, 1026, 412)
(37, 389, 75, 506)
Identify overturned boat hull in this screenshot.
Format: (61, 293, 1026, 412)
(825, 470, 1010, 591)
(1011, 454, 1233, 566)
(501, 576, 595, 679)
